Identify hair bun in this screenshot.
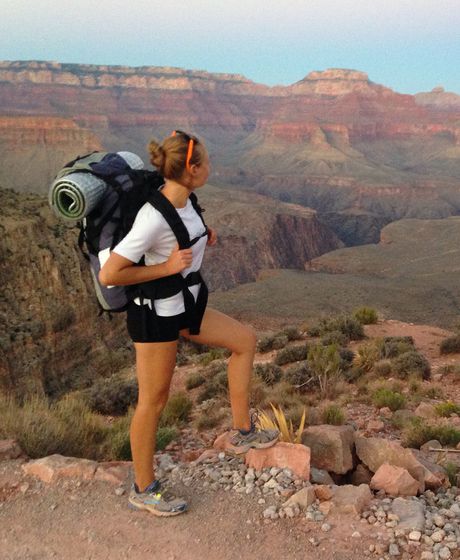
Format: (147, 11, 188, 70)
(148, 139, 165, 171)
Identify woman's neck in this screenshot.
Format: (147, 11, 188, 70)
(161, 179, 191, 208)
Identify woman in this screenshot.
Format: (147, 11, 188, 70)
(99, 131, 278, 517)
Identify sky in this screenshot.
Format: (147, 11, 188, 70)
(1, 0, 459, 94)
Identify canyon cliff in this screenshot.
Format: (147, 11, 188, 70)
(0, 185, 341, 399)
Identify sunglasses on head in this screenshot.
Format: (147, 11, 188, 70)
(171, 130, 199, 171)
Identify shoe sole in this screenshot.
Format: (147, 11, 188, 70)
(227, 435, 279, 455)
(128, 498, 187, 517)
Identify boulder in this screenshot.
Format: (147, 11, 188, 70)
(414, 403, 437, 419)
(420, 440, 442, 453)
(370, 464, 419, 496)
(301, 425, 355, 474)
(22, 454, 98, 483)
(245, 442, 310, 480)
(0, 439, 24, 461)
(355, 436, 445, 492)
(367, 420, 385, 433)
(391, 497, 426, 531)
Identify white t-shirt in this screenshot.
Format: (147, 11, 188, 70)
(112, 197, 207, 316)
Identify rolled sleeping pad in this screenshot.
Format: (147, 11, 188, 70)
(49, 172, 108, 221)
(49, 151, 144, 221)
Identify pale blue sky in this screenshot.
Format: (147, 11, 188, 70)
(1, 0, 459, 94)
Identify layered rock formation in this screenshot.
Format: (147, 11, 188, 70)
(1, 60, 459, 245)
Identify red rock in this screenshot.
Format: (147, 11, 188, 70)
(414, 403, 437, 419)
(370, 464, 420, 497)
(22, 454, 98, 483)
(379, 407, 393, 419)
(314, 485, 334, 501)
(94, 461, 131, 485)
(193, 449, 219, 465)
(245, 442, 310, 480)
(301, 425, 355, 474)
(0, 439, 24, 461)
(181, 449, 203, 463)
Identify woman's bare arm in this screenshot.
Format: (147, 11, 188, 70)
(99, 245, 193, 287)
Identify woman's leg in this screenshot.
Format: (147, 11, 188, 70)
(130, 340, 178, 491)
(181, 307, 256, 432)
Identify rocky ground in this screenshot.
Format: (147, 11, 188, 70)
(1, 320, 460, 560)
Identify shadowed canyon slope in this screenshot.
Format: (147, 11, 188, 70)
(0, 185, 340, 398)
(1, 61, 460, 245)
(210, 217, 460, 329)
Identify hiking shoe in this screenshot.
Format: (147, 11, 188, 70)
(229, 416, 279, 454)
(128, 479, 187, 517)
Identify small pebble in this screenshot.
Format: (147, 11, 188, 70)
(352, 531, 361, 538)
(114, 487, 125, 496)
(408, 531, 421, 542)
(388, 543, 400, 556)
(321, 523, 331, 532)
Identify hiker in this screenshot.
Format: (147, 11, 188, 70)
(99, 131, 278, 516)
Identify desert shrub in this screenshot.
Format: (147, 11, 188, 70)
(284, 361, 312, 391)
(372, 388, 406, 411)
(83, 376, 138, 416)
(326, 316, 365, 341)
(321, 404, 346, 425)
(307, 344, 343, 399)
(185, 373, 206, 390)
(373, 359, 393, 376)
(256, 334, 289, 353)
(196, 369, 228, 404)
(178, 339, 209, 356)
(381, 337, 415, 359)
(156, 426, 179, 451)
(249, 377, 269, 408)
(392, 351, 431, 380)
(343, 367, 365, 383)
(353, 339, 384, 372)
(353, 307, 378, 325)
(0, 393, 108, 460)
(402, 418, 460, 448)
(198, 347, 231, 366)
(421, 386, 445, 399)
(339, 348, 355, 363)
(435, 401, 460, 417)
(51, 306, 76, 333)
(440, 335, 460, 355)
(104, 407, 133, 460)
(159, 392, 193, 427)
(306, 324, 321, 337)
(194, 410, 226, 431)
(274, 344, 308, 366)
(444, 462, 460, 487)
(254, 363, 283, 386)
(176, 353, 189, 366)
(261, 381, 306, 411)
(280, 326, 303, 341)
(321, 331, 348, 347)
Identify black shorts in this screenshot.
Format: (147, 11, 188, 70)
(126, 300, 203, 343)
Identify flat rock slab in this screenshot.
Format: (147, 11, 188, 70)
(94, 461, 132, 485)
(330, 484, 372, 515)
(391, 497, 426, 531)
(22, 454, 98, 483)
(245, 442, 310, 480)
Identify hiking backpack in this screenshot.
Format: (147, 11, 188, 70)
(51, 151, 207, 313)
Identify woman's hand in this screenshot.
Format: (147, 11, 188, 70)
(166, 244, 193, 274)
(207, 226, 217, 246)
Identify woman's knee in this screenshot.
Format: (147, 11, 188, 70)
(136, 390, 169, 413)
(233, 325, 257, 355)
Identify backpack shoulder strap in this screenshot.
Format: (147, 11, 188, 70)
(147, 190, 191, 249)
(189, 192, 207, 229)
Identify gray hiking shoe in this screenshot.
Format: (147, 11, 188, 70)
(128, 479, 187, 517)
(229, 415, 279, 454)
